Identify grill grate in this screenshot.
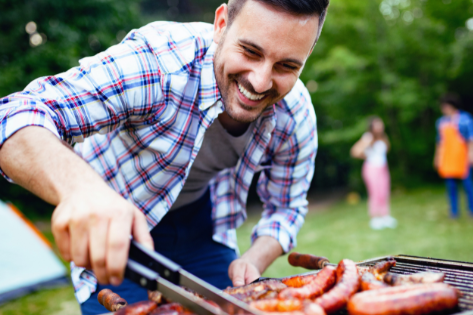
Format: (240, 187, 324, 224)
(354, 255, 473, 315)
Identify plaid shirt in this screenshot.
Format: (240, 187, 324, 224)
(0, 22, 317, 303)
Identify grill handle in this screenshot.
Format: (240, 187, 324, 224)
(288, 252, 330, 270)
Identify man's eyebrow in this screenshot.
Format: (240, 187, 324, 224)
(238, 39, 304, 67)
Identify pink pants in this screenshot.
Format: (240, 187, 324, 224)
(362, 162, 391, 217)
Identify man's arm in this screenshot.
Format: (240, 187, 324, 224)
(0, 127, 153, 285)
(228, 236, 283, 286)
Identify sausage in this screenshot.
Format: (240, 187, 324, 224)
(282, 273, 319, 288)
(383, 271, 446, 286)
(347, 283, 460, 315)
(224, 279, 287, 302)
(288, 252, 330, 270)
(115, 300, 158, 315)
(257, 302, 326, 315)
(368, 258, 396, 280)
(313, 259, 361, 314)
(97, 288, 128, 311)
(148, 290, 165, 304)
(360, 272, 389, 291)
(249, 298, 303, 312)
(279, 266, 337, 299)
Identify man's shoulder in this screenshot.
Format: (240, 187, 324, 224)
(126, 21, 215, 74)
(276, 79, 315, 125)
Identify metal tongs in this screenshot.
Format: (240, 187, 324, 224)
(125, 239, 260, 315)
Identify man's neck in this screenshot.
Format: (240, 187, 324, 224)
(218, 111, 251, 137)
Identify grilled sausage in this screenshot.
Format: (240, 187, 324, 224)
(314, 259, 361, 314)
(360, 272, 389, 291)
(279, 266, 337, 299)
(249, 298, 303, 312)
(115, 300, 158, 315)
(288, 252, 330, 270)
(368, 258, 396, 280)
(97, 288, 128, 311)
(148, 290, 165, 304)
(347, 283, 460, 315)
(257, 302, 326, 315)
(383, 271, 446, 286)
(282, 273, 319, 288)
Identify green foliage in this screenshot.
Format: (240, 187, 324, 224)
(0, 0, 142, 217)
(302, 0, 473, 190)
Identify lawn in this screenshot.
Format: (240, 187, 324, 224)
(1, 186, 472, 314)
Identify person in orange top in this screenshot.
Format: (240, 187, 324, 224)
(434, 94, 473, 218)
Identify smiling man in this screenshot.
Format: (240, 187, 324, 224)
(0, 0, 328, 313)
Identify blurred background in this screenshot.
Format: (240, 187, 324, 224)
(1, 0, 473, 314)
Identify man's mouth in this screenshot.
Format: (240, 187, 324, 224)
(236, 81, 266, 102)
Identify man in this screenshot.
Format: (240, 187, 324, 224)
(0, 0, 328, 313)
(434, 94, 473, 218)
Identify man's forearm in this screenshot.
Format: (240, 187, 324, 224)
(241, 236, 283, 274)
(0, 126, 108, 204)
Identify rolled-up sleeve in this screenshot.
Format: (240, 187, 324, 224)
(0, 30, 164, 179)
(252, 87, 317, 253)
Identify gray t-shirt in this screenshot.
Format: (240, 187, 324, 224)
(170, 117, 255, 210)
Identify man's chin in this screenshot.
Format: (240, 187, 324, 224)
(225, 104, 263, 124)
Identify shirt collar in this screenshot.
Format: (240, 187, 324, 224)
(199, 42, 223, 111)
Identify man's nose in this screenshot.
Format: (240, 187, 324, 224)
(248, 62, 273, 94)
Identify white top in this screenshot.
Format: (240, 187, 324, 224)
(364, 140, 387, 167)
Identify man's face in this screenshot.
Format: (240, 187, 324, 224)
(441, 103, 457, 116)
(213, 1, 319, 123)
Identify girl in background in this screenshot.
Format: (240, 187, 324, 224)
(351, 116, 397, 230)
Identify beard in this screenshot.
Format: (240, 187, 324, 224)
(213, 35, 281, 124)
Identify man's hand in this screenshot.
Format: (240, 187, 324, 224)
(0, 126, 153, 285)
(228, 258, 261, 286)
(228, 236, 283, 286)
(52, 184, 153, 285)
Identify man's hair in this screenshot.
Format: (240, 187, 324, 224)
(227, 0, 330, 42)
(440, 93, 462, 109)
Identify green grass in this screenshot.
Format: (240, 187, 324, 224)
(1, 186, 472, 314)
(237, 186, 473, 278)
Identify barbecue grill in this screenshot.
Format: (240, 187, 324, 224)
(352, 255, 473, 315)
(106, 254, 473, 315)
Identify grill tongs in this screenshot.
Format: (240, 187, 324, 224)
(125, 239, 260, 315)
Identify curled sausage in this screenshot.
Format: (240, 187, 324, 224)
(383, 271, 445, 286)
(347, 283, 460, 315)
(115, 300, 158, 315)
(314, 259, 361, 314)
(360, 272, 389, 291)
(279, 266, 336, 299)
(97, 288, 128, 311)
(288, 252, 330, 270)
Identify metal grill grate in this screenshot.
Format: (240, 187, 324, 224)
(355, 255, 473, 315)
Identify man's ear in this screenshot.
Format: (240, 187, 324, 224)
(213, 4, 228, 44)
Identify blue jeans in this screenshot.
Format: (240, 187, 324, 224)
(80, 189, 238, 314)
(445, 170, 473, 217)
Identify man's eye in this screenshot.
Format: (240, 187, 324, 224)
(244, 47, 258, 56)
(282, 64, 297, 70)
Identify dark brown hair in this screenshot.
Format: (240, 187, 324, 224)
(439, 93, 462, 110)
(227, 0, 330, 41)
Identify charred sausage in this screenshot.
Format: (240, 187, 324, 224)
(288, 252, 330, 270)
(97, 288, 128, 311)
(115, 300, 158, 315)
(279, 266, 336, 299)
(347, 283, 460, 315)
(314, 259, 361, 314)
(383, 271, 445, 286)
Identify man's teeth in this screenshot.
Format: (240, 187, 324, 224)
(238, 83, 265, 101)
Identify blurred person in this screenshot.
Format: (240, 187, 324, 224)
(433, 94, 473, 219)
(350, 116, 397, 230)
(0, 0, 328, 313)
